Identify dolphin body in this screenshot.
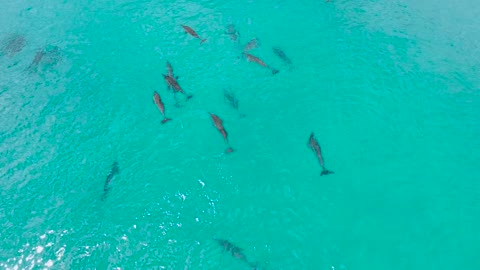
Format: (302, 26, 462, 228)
(153, 91, 172, 124)
(1, 35, 26, 56)
(243, 38, 259, 52)
(163, 74, 193, 99)
(244, 53, 279, 75)
(223, 88, 246, 118)
(215, 239, 258, 269)
(308, 133, 334, 176)
(209, 113, 234, 154)
(181, 25, 207, 44)
(102, 162, 120, 200)
(225, 24, 240, 42)
(272, 47, 292, 65)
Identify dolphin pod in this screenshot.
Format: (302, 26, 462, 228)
(2, 8, 337, 267)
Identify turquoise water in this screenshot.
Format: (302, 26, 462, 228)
(1, 0, 480, 269)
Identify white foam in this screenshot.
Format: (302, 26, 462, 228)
(56, 247, 65, 260)
(45, 260, 54, 267)
(35, 246, 44, 253)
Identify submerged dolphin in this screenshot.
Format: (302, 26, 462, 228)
(166, 61, 178, 79)
(215, 239, 258, 269)
(209, 113, 234, 154)
(272, 47, 292, 65)
(1, 34, 26, 56)
(27, 46, 61, 71)
(102, 162, 120, 200)
(27, 49, 45, 70)
(181, 25, 207, 44)
(244, 38, 259, 52)
(223, 88, 246, 118)
(223, 88, 238, 109)
(225, 24, 239, 42)
(308, 133, 334, 176)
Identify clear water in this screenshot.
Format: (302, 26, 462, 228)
(1, 0, 480, 269)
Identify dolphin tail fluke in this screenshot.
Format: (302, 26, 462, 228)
(239, 113, 247, 118)
(225, 147, 234, 154)
(186, 94, 193, 100)
(271, 68, 279, 75)
(321, 168, 334, 176)
(200, 39, 207, 44)
(161, 118, 172, 124)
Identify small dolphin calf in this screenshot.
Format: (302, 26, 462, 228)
(308, 133, 334, 176)
(102, 162, 120, 200)
(225, 24, 239, 42)
(153, 91, 171, 124)
(209, 113, 234, 154)
(181, 25, 207, 44)
(244, 53, 278, 75)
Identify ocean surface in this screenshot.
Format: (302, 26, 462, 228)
(1, 0, 480, 269)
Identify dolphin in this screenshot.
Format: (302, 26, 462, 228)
(244, 38, 259, 52)
(166, 61, 174, 78)
(223, 88, 246, 118)
(27, 49, 45, 70)
(153, 91, 172, 124)
(27, 46, 61, 71)
(225, 24, 239, 42)
(308, 132, 334, 176)
(272, 47, 292, 65)
(1, 34, 26, 57)
(163, 74, 193, 99)
(215, 239, 258, 269)
(181, 25, 207, 44)
(209, 113, 234, 154)
(165, 61, 179, 93)
(102, 162, 120, 200)
(244, 53, 279, 75)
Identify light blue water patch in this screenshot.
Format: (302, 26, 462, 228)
(1, 0, 479, 269)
